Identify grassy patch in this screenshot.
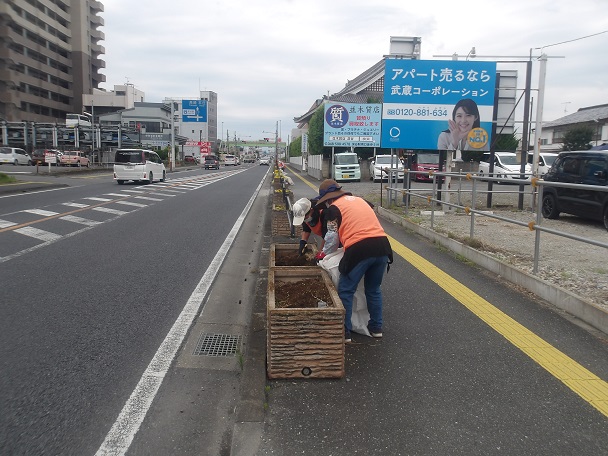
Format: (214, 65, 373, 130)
(0, 173, 17, 184)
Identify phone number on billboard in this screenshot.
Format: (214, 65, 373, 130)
(386, 108, 448, 117)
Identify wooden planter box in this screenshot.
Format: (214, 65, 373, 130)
(270, 243, 318, 269)
(267, 268, 345, 379)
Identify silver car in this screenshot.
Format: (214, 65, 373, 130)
(0, 147, 32, 166)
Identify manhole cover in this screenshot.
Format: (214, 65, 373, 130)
(193, 333, 242, 357)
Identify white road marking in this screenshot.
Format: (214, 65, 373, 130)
(147, 192, 176, 197)
(92, 207, 129, 215)
(95, 174, 266, 456)
(60, 215, 103, 226)
(85, 197, 113, 202)
(0, 219, 17, 228)
(63, 202, 90, 208)
(105, 193, 130, 197)
(113, 201, 147, 208)
(14, 226, 62, 241)
(132, 196, 163, 202)
(22, 209, 59, 216)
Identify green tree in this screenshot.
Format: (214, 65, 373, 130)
(308, 106, 325, 155)
(289, 136, 302, 157)
(562, 126, 593, 151)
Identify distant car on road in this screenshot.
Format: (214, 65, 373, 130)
(32, 149, 61, 165)
(224, 154, 237, 166)
(60, 151, 90, 167)
(203, 155, 220, 169)
(113, 149, 166, 184)
(259, 157, 270, 166)
(0, 147, 32, 166)
(184, 156, 197, 164)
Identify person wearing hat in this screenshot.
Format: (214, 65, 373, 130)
(316, 179, 393, 342)
(292, 197, 325, 255)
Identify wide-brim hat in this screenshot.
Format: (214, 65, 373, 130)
(316, 179, 348, 205)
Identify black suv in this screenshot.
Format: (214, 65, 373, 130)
(541, 150, 608, 230)
(203, 154, 220, 170)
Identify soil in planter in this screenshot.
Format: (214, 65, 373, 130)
(275, 278, 333, 308)
(275, 248, 318, 267)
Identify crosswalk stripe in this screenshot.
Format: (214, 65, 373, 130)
(60, 215, 103, 226)
(85, 197, 113, 202)
(132, 196, 163, 201)
(105, 193, 130, 197)
(114, 201, 148, 208)
(63, 202, 90, 208)
(22, 209, 59, 216)
(0, 219, 17, 228)
(147, 192, 175, 197)
(92, 207, 129, 215)
(14, 226, 62, 241)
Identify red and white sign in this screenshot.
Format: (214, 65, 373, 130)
(45, 152, 57, 164)
(200, 143, 211, 154)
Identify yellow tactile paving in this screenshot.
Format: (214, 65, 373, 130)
(388, 235, 608, 418)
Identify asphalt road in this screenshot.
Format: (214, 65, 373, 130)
(1, 164, 607, 455)
(0, 164, 271, 455)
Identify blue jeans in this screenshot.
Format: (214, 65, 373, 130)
(338, 255, 388, 335)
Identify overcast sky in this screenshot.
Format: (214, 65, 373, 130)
(100, 0, 608, 142)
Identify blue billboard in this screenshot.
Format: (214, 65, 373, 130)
(181, 99, 207, 123)
(381, 59, 497, 151)
(323, 102, 382, 147)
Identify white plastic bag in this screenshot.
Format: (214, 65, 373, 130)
(319, 248, 371, 337)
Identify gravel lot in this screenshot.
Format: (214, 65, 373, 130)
(339, 178, 608, 313)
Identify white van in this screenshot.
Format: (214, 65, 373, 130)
(113, 149, 166, 184)
(527, 152, 558, 177)
(66, 113, 92, 128)
(333, 152, 361, 182)
(478, 152, 532, 182)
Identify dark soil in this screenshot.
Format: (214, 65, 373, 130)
(275, 250, 317, 267)
(275, 278, 332, 308)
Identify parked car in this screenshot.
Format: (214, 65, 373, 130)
(224, 154, 237, 166)
(184, 155, 197, 164)
(60, 150, 90, 167)
(332, 152, 361, 182)
(528, 152, 558, 177)
(0, 147, 32, 166)
(113, 149, 166, 184)
(541, 150, 608, 230)
(369, 155, 404, 182)
(410, 152, 441, 182)
(478, 152, 531, 183)
(259, 156, 270, 166)
(203, 154, 220, 169)
(31, 148, 61, 165)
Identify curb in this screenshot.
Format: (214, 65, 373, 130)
(378, 206, 608, 336)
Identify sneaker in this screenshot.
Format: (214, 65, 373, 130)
(370, 331, 382, 338)
(345, 331, 351, 343)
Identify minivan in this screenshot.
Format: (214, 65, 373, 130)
(203, 154, 220, 169)
(527, 152, 558, 177)
(113, 149, 166, 184)
(0, 147, 32, 166)
(478, 151, 532, 182)
(332, 152, 361, 182)
(541, 150, 608, 230)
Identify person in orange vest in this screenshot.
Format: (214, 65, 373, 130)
(315, 179, 393, 342)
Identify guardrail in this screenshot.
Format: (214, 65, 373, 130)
(384, 170, 608, 274)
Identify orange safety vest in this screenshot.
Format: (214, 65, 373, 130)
(331, 196, 385, 250)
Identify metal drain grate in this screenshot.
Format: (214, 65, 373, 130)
(193, 333, 242, 357)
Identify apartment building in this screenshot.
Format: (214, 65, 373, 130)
(0, 0, 106, 123)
